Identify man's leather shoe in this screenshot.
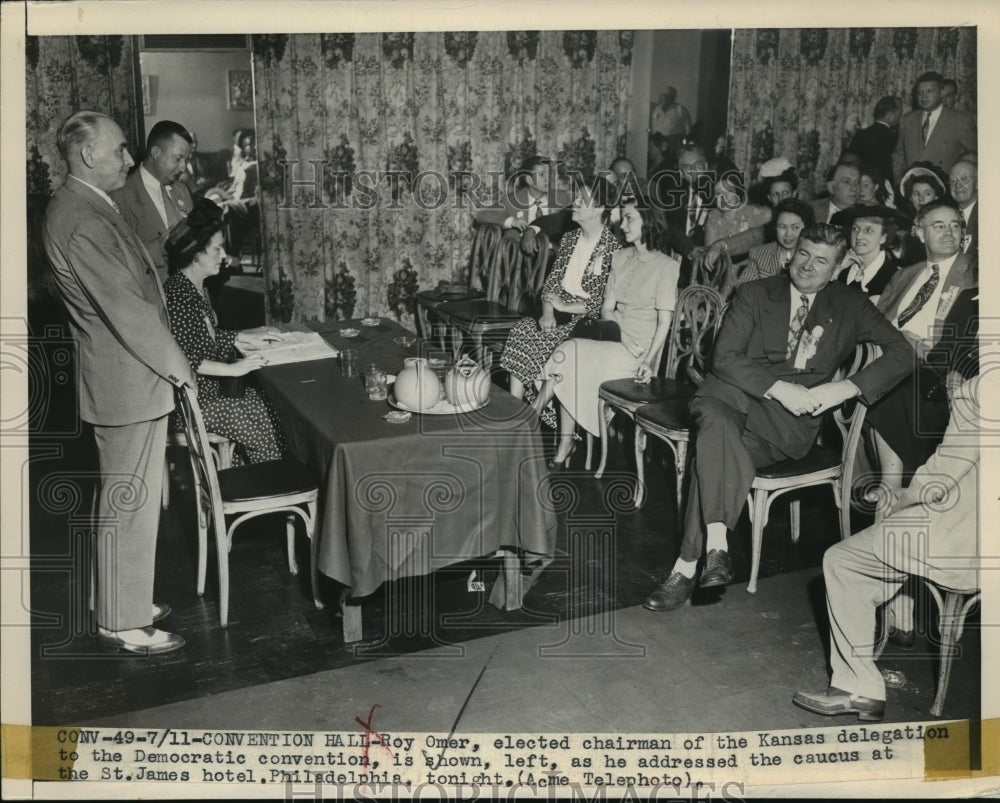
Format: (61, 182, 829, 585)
(792, 687, 885, 722)
(700, 549, 734, 588)
(643, 572, 696, 612)
(96, 626, 185, 656)
(152, 603, 171, 624)
(888, 626, 915, 650)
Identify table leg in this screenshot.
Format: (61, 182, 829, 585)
(340, 589, 363, 643)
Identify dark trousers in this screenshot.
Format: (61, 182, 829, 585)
(680, 397, 791, 562)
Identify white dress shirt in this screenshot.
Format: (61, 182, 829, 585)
(894, 252, 960, 340)
(923, 105, 943, 141)
(140, 164, 170, 227)
(845, 251, 886, 294)
(68, 174, 119, 212)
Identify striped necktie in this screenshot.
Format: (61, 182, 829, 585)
(897, 264, 940, 328)
(161, 184, 183, 229)
(787, 294, 810, 358)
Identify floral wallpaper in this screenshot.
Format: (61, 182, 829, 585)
(253, 31, 634, 325)
(727, 27, 977, 200)
(26, 35, 140, 301)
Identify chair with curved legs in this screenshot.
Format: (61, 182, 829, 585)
(875, 582, 980, 717)
(162, 430, 235, 510)
(741, 343, 875, 592)
(175, 384, 321, 627)
(595, 285, 725, 488)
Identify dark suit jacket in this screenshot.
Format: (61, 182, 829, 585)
(837, 249, 900, 298)
(877, 253, 976, 342)
(892, 106, 977, 180)
(111, 168, 194, 279)
(696, 276, 913, 459)
(962, 201, 978, 260)
(848, 122, 897, 179)
(42, 176, 192, 426)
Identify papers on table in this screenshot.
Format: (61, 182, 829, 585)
(235, 329, 339, 365)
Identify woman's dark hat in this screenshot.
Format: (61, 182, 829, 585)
(830, 204, 913, 229)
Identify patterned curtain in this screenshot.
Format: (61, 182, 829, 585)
(726, 27, 977, 200)
(252, 31, 634, 325)
(25, 35, 140, 301)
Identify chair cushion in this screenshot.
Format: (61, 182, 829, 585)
(754, 445, 841, 479)
(600, 377, 694, 406)
(634, 397, 693, 431)
(437, 299, 522, 324)
(217, 457, 316, 502)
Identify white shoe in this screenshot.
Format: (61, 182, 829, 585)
(96, 626, 185, 655)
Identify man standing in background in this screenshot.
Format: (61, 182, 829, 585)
(112, 119, 194, 283)
(650, 87, 692, 163)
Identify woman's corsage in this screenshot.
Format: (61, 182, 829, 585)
(794, 324, 825, 370)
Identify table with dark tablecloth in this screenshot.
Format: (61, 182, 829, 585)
(255, 318, 557, 641)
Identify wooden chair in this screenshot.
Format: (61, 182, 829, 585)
(162, 430, 235, 511)
(414, 220, 501, 340)
(175, 384, 321, 627)
(595, 285, 725, 484)
(628, 287, 727, 511)
(436, 229, 551, 369)
(740, 343, 875, 592)
(875, 582, 980, 717)
(744, 392, 868, 593)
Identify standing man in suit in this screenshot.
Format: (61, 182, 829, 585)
(809, 162, 861, 224)
(847, 96, 901, 181)
(644, 223, 913, 611)
(793, 373, 981, 721)
(112, 120, 194, 283)
(941, 78, 958, 109)
(892, 71, 976, 181)
(43, 111, 196, 654)
(949, 159, 978, 260)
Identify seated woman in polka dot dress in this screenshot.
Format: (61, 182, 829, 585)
(163, 199, 285, 464)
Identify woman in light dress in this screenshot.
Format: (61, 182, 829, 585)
(543, 195, 680, 467)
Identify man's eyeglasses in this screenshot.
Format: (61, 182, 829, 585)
(919, 220, 964, 235)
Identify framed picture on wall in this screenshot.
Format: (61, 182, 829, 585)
(227, 69, 253, 110)
(141, 75, 152, 115)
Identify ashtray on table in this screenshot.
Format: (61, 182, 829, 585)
(339, 328, 360, 338)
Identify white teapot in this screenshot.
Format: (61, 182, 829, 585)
(394, 357, 443, 411)
(444, 356, 491, 407)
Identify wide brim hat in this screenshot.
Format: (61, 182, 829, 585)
(830, 204, 913, 229)
(898, 164, 947, 198)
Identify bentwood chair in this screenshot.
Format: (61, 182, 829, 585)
(742, 343, 874, 592)
(435, 229, 552, 369)
(875, 582, 981, 717)
(414, 220, 501, 341)
(595, 285, 725, 485)
(162, 430, 235, 511)
(626, 287, 727, 511)
(176, 385, 321, 627)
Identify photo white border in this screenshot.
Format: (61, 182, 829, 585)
(2, 0, 997, 799)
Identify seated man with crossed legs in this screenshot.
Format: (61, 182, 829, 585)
(644, 224, 914, 612)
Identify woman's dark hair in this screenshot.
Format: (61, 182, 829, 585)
(766, 197, 814, 241)
(617, 193, 667, 253)
(513, 155, 550, 190)
(571, 174, 617, 224)
(858, 162, 893, 206)
(165, 198, 225, 274)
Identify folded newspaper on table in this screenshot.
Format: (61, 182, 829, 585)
(235, 329, 339, 365)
